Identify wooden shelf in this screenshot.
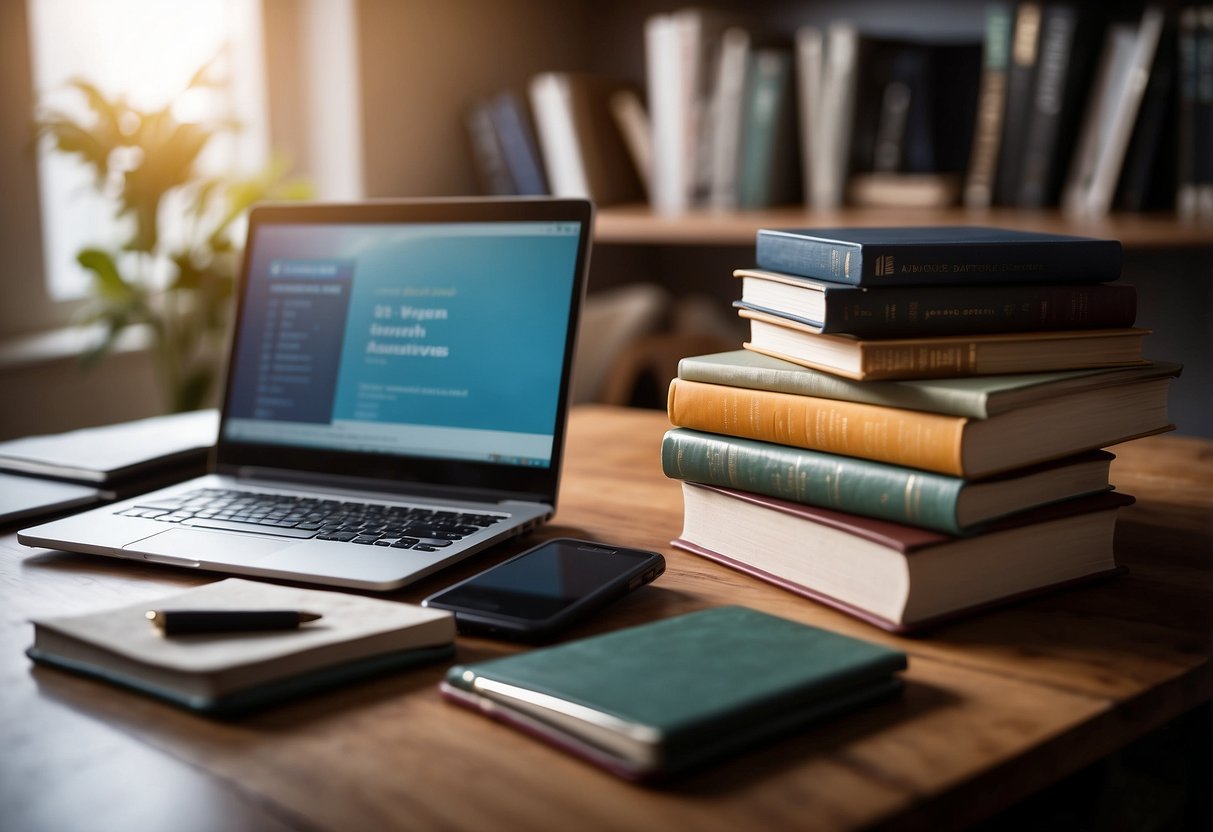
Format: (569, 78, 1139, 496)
(594, 204, 1213, 249)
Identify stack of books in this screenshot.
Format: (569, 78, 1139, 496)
(663, 226, 1180, 633)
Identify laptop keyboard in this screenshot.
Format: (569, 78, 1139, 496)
(116, 488, 507, 552)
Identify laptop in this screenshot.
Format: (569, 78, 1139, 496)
(19, 198, 593, 590)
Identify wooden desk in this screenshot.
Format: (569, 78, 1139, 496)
(2, 406, 1210, 831)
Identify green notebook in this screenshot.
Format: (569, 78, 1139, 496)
(441, 606, 907, 780)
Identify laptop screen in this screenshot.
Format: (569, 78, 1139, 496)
(216, 200, 591, 500)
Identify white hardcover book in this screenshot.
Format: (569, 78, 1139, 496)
(707, 26, 751, 209)
(1082, 6, 1166, 216)
(1061, 24, 1139, 215)
(528, 73, 590, 199)
(645, 13, 694, 213)
(814, 23, 859, 210)
(795, 26, 824, 207)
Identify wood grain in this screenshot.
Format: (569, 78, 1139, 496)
(1, 405, 1209, 832)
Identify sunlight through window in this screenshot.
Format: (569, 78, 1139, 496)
(28, 0, 267, 300)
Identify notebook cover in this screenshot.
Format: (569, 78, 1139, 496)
(442, 605, 907, 778)
(29, 642, 455, 716)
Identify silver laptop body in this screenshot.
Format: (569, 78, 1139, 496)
(20, 198, 593, 591)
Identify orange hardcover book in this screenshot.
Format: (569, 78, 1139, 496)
(666, 375, 1173, 478)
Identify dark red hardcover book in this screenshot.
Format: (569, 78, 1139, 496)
(673, 484, 1134, 633)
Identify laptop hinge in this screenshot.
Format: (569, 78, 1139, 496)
(217, 464, 550, 507)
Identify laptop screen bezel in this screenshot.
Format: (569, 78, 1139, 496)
(213, 197, 593, 506)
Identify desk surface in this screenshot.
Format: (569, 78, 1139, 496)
(2, 405, 1211, 831)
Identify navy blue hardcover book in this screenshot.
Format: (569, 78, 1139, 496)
(488, 90, 550, 196)
(754, 226, 1122, 287)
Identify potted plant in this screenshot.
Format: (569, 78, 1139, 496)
(34, 59, 311, 412)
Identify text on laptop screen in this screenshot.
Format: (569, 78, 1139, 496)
(223, 221, 582, 468)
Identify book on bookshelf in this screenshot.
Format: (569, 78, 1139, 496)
(753, 226, 1122, 287)
(441, 606, 906, 780)
(964, 2, 1014, 208)
(740, 307, 1150, 381)
(666, 370, 1174, 478)
(1061, 22, 1140, 215)
(707, 25, 751, 209)
(27, 578, 456, 714)
(488, 89, 550, 197)
(993, 1, 1042, 205)
(661, 427, 1115, 534)
(732, 267, 1137, 337)
(795, 22, 861, 210)
(528, 72, 644, 205)
(1072, 6, 1168, 216)
(609, 88, 652, 196)
(644, 8, 739, 213)
(1015, 4, 1101, 208)
(1183, 5, 1213, 219)
(673, 483, 1133, 633)
(465, 99, 517, 196)
(736, 46, 801, 209)
(676, 349, 1182, 419)
(1198, 7, 1213, 218)
(1115, 13, 1180, 213)
(1177, 8, 1200, 217)
(794, 26, 823, 207)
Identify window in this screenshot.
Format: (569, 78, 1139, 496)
(27, 0, 268, 301)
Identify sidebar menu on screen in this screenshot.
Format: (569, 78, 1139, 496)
(228, 259, 354, 424)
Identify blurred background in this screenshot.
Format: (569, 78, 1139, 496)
(1, 0, 1209, 438)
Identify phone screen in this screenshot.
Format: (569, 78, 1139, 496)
(429, 540, 656, 621)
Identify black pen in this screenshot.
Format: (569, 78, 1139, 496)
(146, 609, 323, 635)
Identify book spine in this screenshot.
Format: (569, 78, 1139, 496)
(1178, 8, 1199, 217)
(666, 378, 967, 475)
(756, 231, 863, 284)
(1197, 7, 1213, 219)
(754, 233, 1122, 285)
(465, 101, 517, 196)
(994, 1, 1043, 205)
(1115, 16, 1180, 213)
(490, 91, 549, 196)
(819, 282, 1137, 336)
(737, 48, 799, 209)
(965, 3, 1014, 207)
(1085, 7, 1166, 216)
(1016, 4, 1079, 208)
(662, 428, 967, 533)
(528, 74, 590, 198)
(676, 354, 992, 418)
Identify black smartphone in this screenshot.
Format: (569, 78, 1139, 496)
(421, 538, 664, 640)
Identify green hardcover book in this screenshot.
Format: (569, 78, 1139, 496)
(662, 428, 1115, 534)
(677, 349, 1181, 418)
(441, 606, 906, 780)
(736, 47, 800, 209)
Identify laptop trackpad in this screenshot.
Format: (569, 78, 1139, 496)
(127, 528, 291, 565)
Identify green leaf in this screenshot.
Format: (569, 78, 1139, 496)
(76, 248, 132, 301)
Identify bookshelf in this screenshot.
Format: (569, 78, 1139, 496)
(594, 205, 1213, 249)
(340, 0, 1211, 437)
